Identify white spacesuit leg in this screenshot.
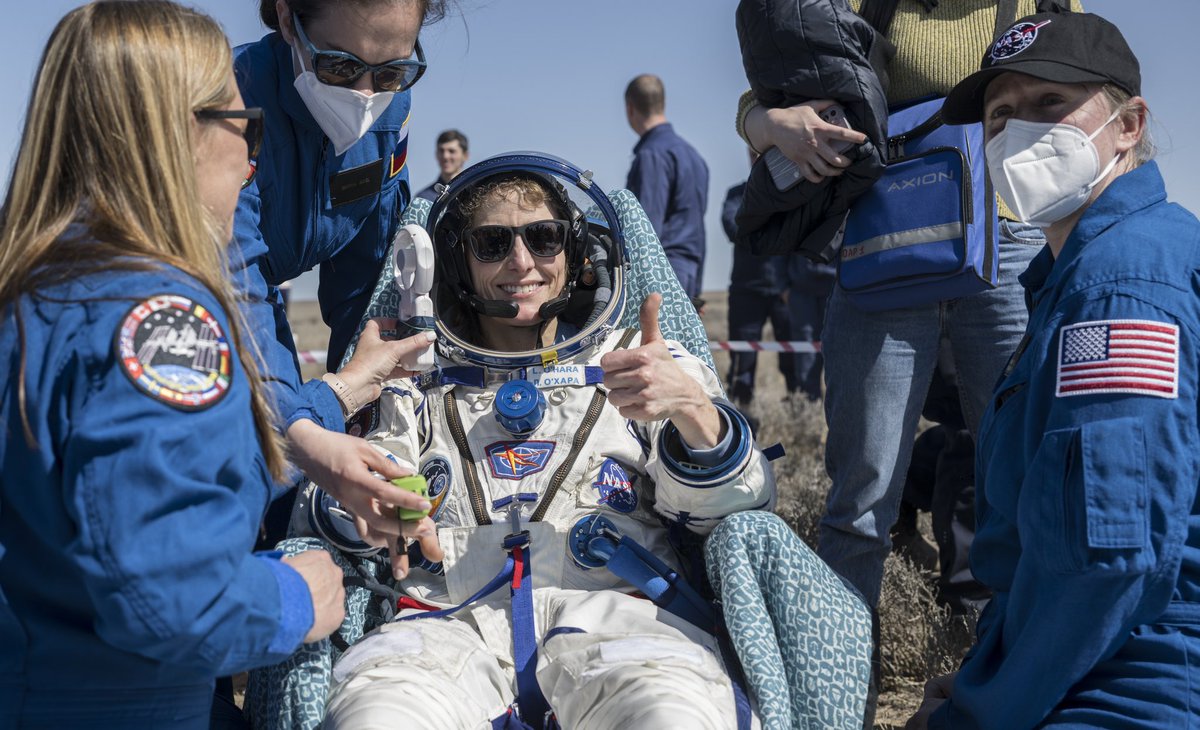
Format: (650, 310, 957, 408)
(537, 590, 755, 729)
(323, 617, 514, 729)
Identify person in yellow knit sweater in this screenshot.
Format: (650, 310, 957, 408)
(735, 0, 1082, 636)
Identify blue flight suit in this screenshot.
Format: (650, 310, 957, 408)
(626, 123, 710, 298)
(232, 33, 413, 433)
(0, 263, 312, 728)
(414, 179, 445, 203)
(931, 162, 1200, 728)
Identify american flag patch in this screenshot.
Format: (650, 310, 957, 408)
(1056, 319, 1179, 399)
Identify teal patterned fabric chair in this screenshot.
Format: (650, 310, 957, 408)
(706, 511, 872, 730)
(244, 192, 871, 730)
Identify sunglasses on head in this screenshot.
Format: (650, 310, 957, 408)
(465, 219, 570, 263)
(292, 14, 426, 94)
(195, 106, 264, 189)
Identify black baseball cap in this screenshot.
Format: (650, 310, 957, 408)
(942, 12, 1141, 124)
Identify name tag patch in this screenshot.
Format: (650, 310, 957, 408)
(528, 364, 588, 388)
(329, 158, 384, 207)
(116, 295, 232, 410)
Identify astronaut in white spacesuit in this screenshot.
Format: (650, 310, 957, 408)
(316, 154, 775, 730)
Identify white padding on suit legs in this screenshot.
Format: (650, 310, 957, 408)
(536, 590, 751, 730)
(323, 619, 513, 729)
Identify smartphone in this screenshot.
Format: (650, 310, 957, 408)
(764, 104, 856, 191)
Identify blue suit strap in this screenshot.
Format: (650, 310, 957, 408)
(415, 366, 487, 390)
(509, 540, 550, 726)
(400, 528, 552, 728)
(715, 620, 754, 730)
(605, 536, 718, 634)
(396, 553, 516, 622)
(592, 531, 751, 730)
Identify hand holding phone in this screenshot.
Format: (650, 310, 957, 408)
(763, 103, 859, 191)
(818, 105, 855, 154)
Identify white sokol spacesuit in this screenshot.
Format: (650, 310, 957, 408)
(317, 154, 775, 730)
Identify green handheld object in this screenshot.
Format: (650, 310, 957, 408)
(391, 475, 430, 521)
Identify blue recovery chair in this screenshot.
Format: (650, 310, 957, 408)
(244, 193, 871, 730)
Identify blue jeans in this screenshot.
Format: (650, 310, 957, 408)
(817, 221, 1045, 607)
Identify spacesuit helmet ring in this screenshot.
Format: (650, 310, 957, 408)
(427, 152, 627, 370)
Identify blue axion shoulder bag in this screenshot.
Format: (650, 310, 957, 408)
(836, 0, 1046, 311)
(837, 100, 998, 311)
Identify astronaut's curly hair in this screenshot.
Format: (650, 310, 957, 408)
(456, 175, 571, 229)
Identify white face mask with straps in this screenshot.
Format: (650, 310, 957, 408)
(291, 43, 395, 156)
(986, 109, 1123, 228)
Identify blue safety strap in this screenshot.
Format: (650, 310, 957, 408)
(605, 536, 718, 633)
(593, 533, 752, 730)
(401, 496, 553, 728)
(395, 553, 516, 622)
(716, 624, 755, 730)
(504, 531, 550, 726)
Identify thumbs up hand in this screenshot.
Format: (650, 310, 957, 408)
(638, 291, 666, 345)
(601, 293, 723, 449)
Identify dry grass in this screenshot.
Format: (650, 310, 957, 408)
(289, 293, 978, 728)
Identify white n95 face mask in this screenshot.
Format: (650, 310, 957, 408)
(292, 44, 395, 156)
(986, 110, 1122, 228)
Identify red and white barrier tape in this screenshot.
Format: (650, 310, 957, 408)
(709, 340, 821, 354)
(294, 340, 820, 365)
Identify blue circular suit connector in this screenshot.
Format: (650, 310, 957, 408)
(494, 379, 546, 436)
(568, 513, 619, 570)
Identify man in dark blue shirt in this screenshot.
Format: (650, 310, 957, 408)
(624, 74, 710, 301)
(416, 129, 470, 203)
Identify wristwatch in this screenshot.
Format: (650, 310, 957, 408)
(321, 372, 361, 419)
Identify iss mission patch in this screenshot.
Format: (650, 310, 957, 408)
(116, 294, 232, 410)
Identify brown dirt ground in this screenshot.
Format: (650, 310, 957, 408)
(284, 292, 961, 728)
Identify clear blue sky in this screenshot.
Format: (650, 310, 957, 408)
(2, 0, 1196, 298)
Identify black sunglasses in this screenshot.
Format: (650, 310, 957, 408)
(195, 107, 264, 189)
(465, 219, 570, 263)
(293, 15, 426, 94)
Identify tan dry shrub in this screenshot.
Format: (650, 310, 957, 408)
(754, 395, 828, 547)
(878, 552, 978, 691)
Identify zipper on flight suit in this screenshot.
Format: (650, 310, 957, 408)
(443, 388, 492, 525)
(530, 388, 609, 523)
(531, 328, 640, 523)
(311, 137, 329, 270)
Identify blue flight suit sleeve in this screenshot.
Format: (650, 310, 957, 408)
(63, 283, 315, 676)
(232, 180, 345, 433)
(626, 149, 670, 237)
(722, 184, 742, 243)
(932, 290, 1199, 729)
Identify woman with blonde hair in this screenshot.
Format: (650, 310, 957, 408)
(0, 2, 356, 725)
(908, 12, 1200, 729)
